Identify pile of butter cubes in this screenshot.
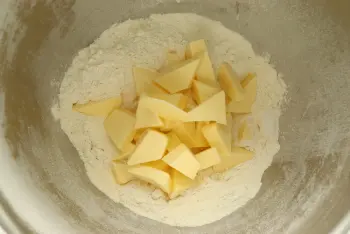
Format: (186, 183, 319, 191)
(73, 40, 257, 200)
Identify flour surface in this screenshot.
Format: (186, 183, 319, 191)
(55, 13, 287, 227)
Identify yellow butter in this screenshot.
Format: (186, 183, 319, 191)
(143, 160, 171, 172)
(144, 82, 169, 96)
(227, 73, 257, 113)
(195, 148, 221, 170)
(186, 91, 227, 124)
(150, 93, 188, 110)
(170, 169, 194, 199)
(172, 122, 197, 148)
(154, 57, 200, 93)
(135, 107, 164, 129)
(185, 39, 207, 58)
(218, 63, 245, 101)
(195, 52, 218, 86)
(138, 95, 187, 121)
(202, 123, 232, 157)
(166, 132, 182, 152)
(133, 67, 159, 96)
(192, 80, 221, 104)
(104, 109, 136, 150)
(194, 122, 210, 148)
(73, 97, 122, 117)
(128, 166, 171, 194)
(111, 162, 134, 185)
(114, 142, 136, 161)
(213, 147, 254, 172)
(162, 144, 200, 179)
(128, 130, 168, 165)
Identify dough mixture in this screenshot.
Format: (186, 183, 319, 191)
(53, 13, 287, 227)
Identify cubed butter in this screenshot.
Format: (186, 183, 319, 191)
(195, 148, 221, 170)
(133, 67, 159, 96)
(227, 73, 257, 113)
(114, 142, 136, 161)
(213, 147, 254, 172)
(195, 52, 218, 87)
(104, 109, 136, 150)
(186, 91, 227, 124)
(149, 93, 188, 110)
(218, 63, 245, 102)
(128, 166, 171, 194)
(133, 129, 146, 143)
(194, 122, 210, 148)
(138, 95, 188, 121)
(192, 80, 221, 104)
(144, 82, 169, 96)
(154, 57, 200, 93)
(170, 169, 194, 199)
(162, 144, 200, 179)
(172, 122, 197, 148)
(202, 123, 232, 157)
(143, 160, 171, 172)
(185, 39, 207, 58)
(135, 107, 164, 129)
(111, 162, 134, 185)
(166, 132, 182, 151)
(128, 130, 168, 165)
(73, 97, 122, 117)
(167, 51, 182, 65)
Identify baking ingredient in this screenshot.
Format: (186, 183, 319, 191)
(192, 80, 221, 104)
(104, 109, 136, 150)
(114, 142, 136, 160)
(154, 57, 200, 93)
(227, 73, 257, 113)
(135, 106, 164, 129)
(138, 95, 187, 121)
(213, 147, 254, 172)
(128, 166, 171, 194)
(195, 148, 221, 170)
(167, 51, 182, 65)
(133, 67, 159, 96)
(73, 97, 122, 117)
(170, 170, 195, 199)
(202, 123, 232, 157)
(162, 144, 200, 179)
(186, 91, 227, 124)
(218, 63, 245, 101)
(148, 93, 188, 109)
(111, 162, 134, 184)
(127, 130, 168, 165)
(55, 13, 286, 227)
(143, 160, 171, 172)
(166, 132, 182, 151)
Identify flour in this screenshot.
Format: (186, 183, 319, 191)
(54, 13, 287, 227)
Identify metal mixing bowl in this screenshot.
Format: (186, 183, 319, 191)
(1, 1, 350, 233)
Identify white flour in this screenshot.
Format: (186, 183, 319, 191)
(53, 13, 287, 227)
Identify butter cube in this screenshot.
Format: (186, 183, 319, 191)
(195, 148, 221, 170)
(128, 130, 168, 166)
(150, 93, 188, 110)
(160, 119, 179, 132)
(218, 63, 245, 101)
(162, 144, 200, 179)
(185, 39, 207, 58)
(73, 97, 122, 117)
(143, 160, 171, 172)
(170, 169, 194, 199)
(133, 129, 146, 143)
(144, 82, 169, 96)
(114, 142, 136, 161)
(172, 122, 197, 148)
(128, 166, 171, 194)
(202, 123, 232, 157)
(138, 95, 187, 121)
(186, 91, 227, 124)
(194, 122, 210, 148)
(195, 52, 218, 86)
(104, 109, 136, 150)
(111, 162, 134, 185)
(213, 147, 254, 172)
(227, 73, 257, 113)
(154, 57, 200, 93)
(135, 107, 164, 129)
(133, 67, 159, 96)
(166, 132, 182, 152)
(192, 80, 221, 104)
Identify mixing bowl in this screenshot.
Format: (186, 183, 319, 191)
(1, 0, 350, 233)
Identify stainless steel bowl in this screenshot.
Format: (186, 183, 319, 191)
(1, 1, 350, 233)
